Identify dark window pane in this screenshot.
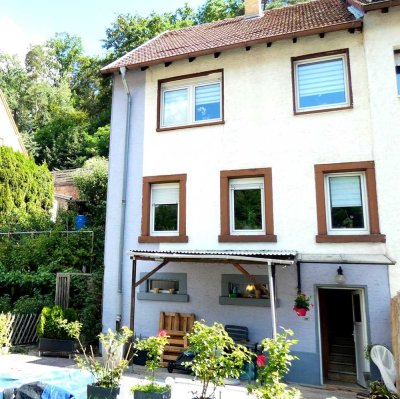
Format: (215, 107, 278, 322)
(234, 189, 262, 230)
(331, 206, 364, 228)
(154, 204, 178, 231)
(149, 279, 179, 291)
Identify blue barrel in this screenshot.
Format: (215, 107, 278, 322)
(75, 215, 87, 230)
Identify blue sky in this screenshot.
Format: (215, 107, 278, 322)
(0, 0, 205, 59)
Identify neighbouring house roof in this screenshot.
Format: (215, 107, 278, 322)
(53, 169, 81, 201)
(101, 0, 362, 74)
(129, 249, 297, 264)
(348, 0, 400, 11)
(0, 89, 27, 155)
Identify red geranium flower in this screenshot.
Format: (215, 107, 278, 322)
(158, 329, 167, 337)
(256, 354, 267, 367)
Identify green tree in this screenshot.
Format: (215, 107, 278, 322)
(34, 109, 93, 169)
(196, 0, 243, 23)
(0, 147, 53, 229)
(262, 0, 310, 9)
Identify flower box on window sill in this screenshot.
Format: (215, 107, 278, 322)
(218, 234, 277, 243)
(138, 235, 188, 243)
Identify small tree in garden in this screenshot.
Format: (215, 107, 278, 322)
(0, 313, 12, 351)
(131, 330, 170, 394)
(185, 320, 251, 399)
(248, 328, 300, 399)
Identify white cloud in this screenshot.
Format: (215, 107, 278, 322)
(0, 16, 44, 61)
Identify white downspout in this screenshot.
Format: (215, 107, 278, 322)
(116, 66, 132, 329)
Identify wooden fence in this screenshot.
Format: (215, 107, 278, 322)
(391, 292, 400, 393)
(5, 313, 39, 345)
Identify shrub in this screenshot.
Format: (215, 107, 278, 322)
(248, 328, 300, 399)
(37, 305, 78, 340)
(0, 313, 12, 349)
(185, 320, 251, 399)
(13, 294, 52, 314)
(0, 295, 12, 313)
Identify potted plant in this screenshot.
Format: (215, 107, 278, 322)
(65, 321, 133, 399)
(0, 313, 12, 354)
(131, 330, 171, 399)
(248, 328, 300, 399)
(37, 305, 78, 357)
(184, 320, 251, 399)
(293, 292, 311, 316)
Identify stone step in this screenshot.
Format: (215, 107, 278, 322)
(331, 336, 354, 345)
(330, 353, 356, 364)
(328, 371, 357, 383)
(331, 344, 355, 355)
(329, 361, 357, 373)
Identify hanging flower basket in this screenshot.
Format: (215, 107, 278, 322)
(293, 292, 312, 317)
(293, 307, 308, 317)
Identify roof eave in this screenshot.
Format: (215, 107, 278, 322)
(348, 0, 400, 11)
(101, 20, 363, 75)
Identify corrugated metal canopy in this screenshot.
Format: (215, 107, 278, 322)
(298, 253, 395, 265)
(128, 249, 296, 265)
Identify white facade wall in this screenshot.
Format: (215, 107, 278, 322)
(103, 13, 398, 384)
(0, 91, 26, 153)
(363, 7, 400, 295)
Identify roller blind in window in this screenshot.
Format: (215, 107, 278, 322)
(152, 184, 179, 205)
(329, 176, 362, 207)
(298, 58, 345, 97)
(195, 83, 220, 105)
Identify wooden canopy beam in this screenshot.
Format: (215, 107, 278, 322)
(134, 260, 169, 288)
(231, 262, 269, 295)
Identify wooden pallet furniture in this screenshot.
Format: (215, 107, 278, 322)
(159, 312, 195, 366)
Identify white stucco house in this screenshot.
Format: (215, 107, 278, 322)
(101, 0, 400, 387)
(0, 89, 27, 154)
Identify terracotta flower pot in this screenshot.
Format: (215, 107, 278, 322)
(293, 307, 308, 317)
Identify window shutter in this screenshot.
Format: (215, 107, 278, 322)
(195, 83, 220, 106)
(329, 176, 362, 207)
(152, 184, 179, 205)
(298, 58, 345, 97)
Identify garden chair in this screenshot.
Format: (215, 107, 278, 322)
(370, 345, 397, 394)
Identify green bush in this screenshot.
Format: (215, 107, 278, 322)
(0, 146, 53, 229)
(13, 295, 52, 314)
(37, 305, 78, 340)
(0, 313, 12, 349)
(0, 295, 12, 313)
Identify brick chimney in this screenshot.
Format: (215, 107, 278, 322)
(244, 0, 263, 18)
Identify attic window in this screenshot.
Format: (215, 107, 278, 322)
(157, 70, 224, 131)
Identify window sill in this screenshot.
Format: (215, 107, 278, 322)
(219, 296, 279, 307)
(316, 234, 386, 243)
(138, 235, 188, 243)
(218, 234, 277, 243)
(137, 292, 189, 302)
(157, 120, 224, 132)
(294, 104, 353, 116)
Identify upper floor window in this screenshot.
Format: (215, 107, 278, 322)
(325, 172, 369, 235)
(139, 174, 188, 243)
(229, 177, 265, 235)
(395, 50, 400, 95)
(292, 49, 352, 114)
(219, 168, 276, 243)
(158, 70, 223, 131)
(150, 183, 179, 236)
(314, 161, 385, 243)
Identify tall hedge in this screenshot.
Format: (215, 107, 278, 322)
(0, 146, 53, 229)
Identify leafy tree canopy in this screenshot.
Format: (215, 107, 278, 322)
(0, 147, 53, 229)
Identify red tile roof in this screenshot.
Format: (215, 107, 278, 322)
(101, 0, 362, 74)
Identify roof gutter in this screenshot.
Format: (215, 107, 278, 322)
(101, 20, 362, 74)
(115, 66, 132, 328)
